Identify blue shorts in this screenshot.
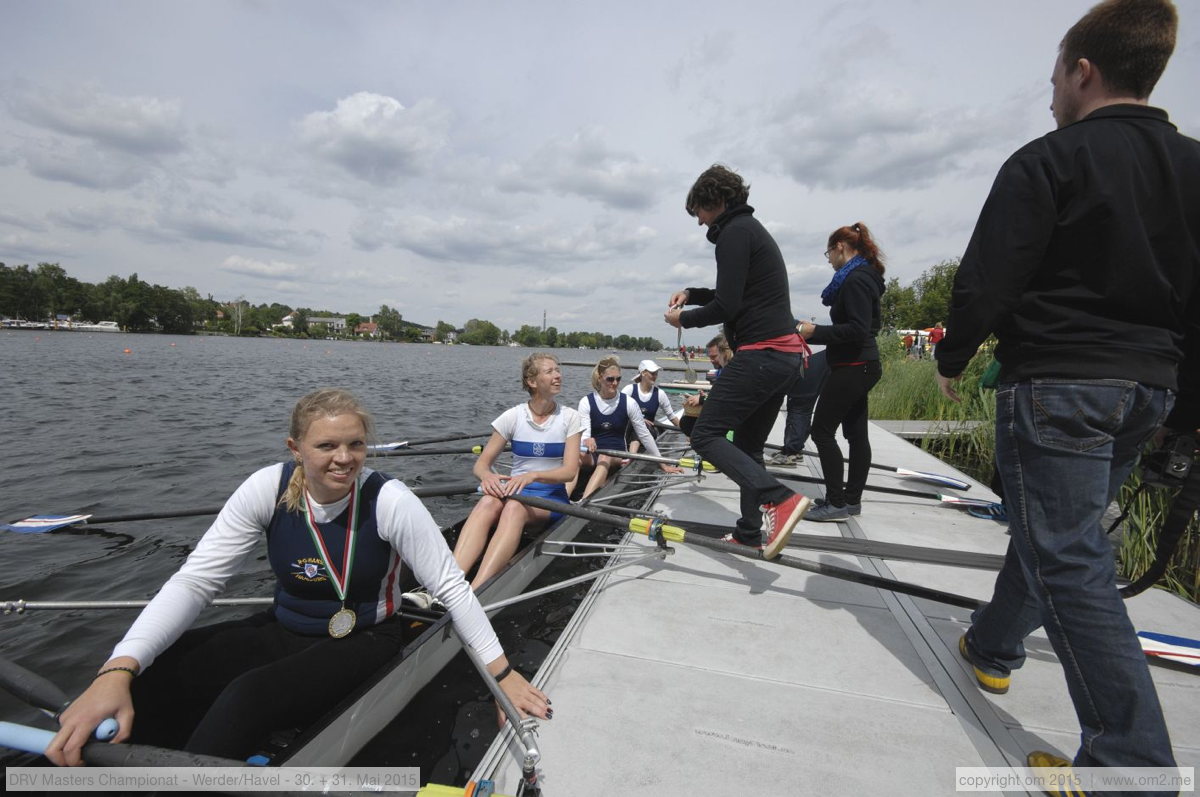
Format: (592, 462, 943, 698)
(519, 480, 569, 522)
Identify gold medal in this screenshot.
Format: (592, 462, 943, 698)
(328, 607, 356, 638)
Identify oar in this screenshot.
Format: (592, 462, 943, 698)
(653, 516, 1005, 570)
(601, 446, 958, 501)
(766, 467, 955, 501)
(3, 481, 483, 533)
(593, 448, 716, 472)
(762, 441, 971, 490)
(0, 654, 118, 743)
(0, 721, 250, 766)
(372, 445, 510, 458)
(4, 597, 274, 613)
(370, 430, 491, 451)
(506, 493, 983, 609)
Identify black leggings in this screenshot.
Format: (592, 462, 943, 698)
(129, 611, 410, 759)
(810, 361, 882, 506)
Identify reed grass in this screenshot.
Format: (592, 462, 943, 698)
(868, 333, 1198, 603)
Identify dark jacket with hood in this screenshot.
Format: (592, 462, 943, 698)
(680, 204, 796, 350)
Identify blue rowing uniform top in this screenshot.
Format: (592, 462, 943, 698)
(266, 463, 403, 635)
(587, 393, 630, 451)
(629, 387, 660, 423)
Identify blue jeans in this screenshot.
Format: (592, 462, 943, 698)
(964, 379, 1176, 778)
(782, 350, 828, 454)
(691, 348, 802, 542)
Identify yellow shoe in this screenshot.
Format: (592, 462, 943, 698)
(1026, 750, 1086, 796)
(958, 635, 1010, 694)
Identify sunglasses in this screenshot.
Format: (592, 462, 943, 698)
(604, 376, 621, 384)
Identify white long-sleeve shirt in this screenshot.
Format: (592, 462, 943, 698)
(111, 464, 502, 668)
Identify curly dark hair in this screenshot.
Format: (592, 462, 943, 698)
(685, 164, 750, 216)
(1061, 0, 1177, 98)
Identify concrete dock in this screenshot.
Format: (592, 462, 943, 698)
(473, 421, 1200, 796)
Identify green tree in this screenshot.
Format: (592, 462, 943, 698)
(912, 259, 959, 328)
(375, 305, 405, 339)
(514, 324, 544, 347)
(460, 318, 501, 346)
(434, 320, 456, 343)
(544, 326, 558, 348)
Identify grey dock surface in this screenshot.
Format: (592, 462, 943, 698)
(475, 421, 1200, 796)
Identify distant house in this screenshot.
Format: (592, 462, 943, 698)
(308, 316, 348, 332)
(355, 321, 379, 338)
(276, 311, 298, 329)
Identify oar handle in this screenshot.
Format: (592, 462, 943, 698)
(0, 718, 118, 755)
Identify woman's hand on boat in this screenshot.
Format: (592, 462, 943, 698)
(660, 463, 684, 474)
(497, 671, 552, 724)
(46, 670, 136, 766)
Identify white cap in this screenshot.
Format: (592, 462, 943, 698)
(638, 359, 662, 373)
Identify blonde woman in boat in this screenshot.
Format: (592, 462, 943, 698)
(46, 388, 549, 766)
(571, 356, 681, 501)
(450, 352, 582, 590)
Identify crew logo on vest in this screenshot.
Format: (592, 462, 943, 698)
(292, 557, 329, 583)
(533, 441, 546, 456)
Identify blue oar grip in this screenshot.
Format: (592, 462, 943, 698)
(94, 718, 118, 740)
(0, 718, 118, 754)
(0, 721, 54, 754)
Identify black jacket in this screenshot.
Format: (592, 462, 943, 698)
(936, 105, 1200, 429)
(680, 204, 796, 350)
(807, 265, 885, 364)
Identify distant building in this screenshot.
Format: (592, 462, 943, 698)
(355, 321, 379, 338)
(307, 316, 347, 331)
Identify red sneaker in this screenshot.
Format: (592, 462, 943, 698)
(759, 492, 811, 559)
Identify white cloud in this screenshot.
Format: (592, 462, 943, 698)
(298, 92, 450, 186)
(219, 254, 309, 280)
(351, 213, 657, 266)
(21, 137, 150, 190)
(8, 81, 185, 155)
(497, 129, 671, 210)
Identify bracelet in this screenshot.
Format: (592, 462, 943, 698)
(493, 664, 514, 683)
(95, 666, 138, 680)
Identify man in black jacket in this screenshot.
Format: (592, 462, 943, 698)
(936, 0, 1198, 783)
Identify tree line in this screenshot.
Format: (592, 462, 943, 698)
(878, 258, 958, 331)
(0, 262, 664, 348)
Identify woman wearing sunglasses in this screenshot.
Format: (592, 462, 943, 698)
(572, 356, 679, 500)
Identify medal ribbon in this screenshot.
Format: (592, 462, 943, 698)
(302, 477, 361, 603)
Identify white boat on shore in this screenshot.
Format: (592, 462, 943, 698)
(71, 321, 120, 332)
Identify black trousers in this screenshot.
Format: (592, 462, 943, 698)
(129, 611, 410, 759)
(810, 360, 882, 506)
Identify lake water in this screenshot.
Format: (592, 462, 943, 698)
(0, 330, 658, 782)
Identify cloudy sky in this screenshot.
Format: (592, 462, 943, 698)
(3, 1, 1197, 341)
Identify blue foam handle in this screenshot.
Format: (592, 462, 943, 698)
(94, 718, 119, 740)
(0, 718, 118, 754)
(0, 721, 54, 754)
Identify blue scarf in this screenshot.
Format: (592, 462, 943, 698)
(820, 254, 868, 307)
